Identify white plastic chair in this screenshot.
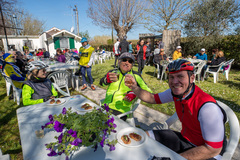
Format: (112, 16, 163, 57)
(47, 71, 70, 96)
(194, 60, 207, 82)
(0, 71, 12, 96)
(100, 98, 141, 127)
(3, 75, 22, 105)
(220, 59, 234, 80)
(0, 148, 10, 160)
(153, 58, 169, 81)
(161, 100, 240, 160)
(52, 83, 70, 97)
(203, 61, 225, 83)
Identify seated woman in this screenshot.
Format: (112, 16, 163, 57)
(201, 50, 226, 79)
(22, 61, 58, 106)
(100, 52, 152, 120)
(16, 51, 28, 74)
(153, 48, 169, 79)
(57, 49, 66, 63)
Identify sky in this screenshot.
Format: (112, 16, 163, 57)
(18, 0, 151, 40)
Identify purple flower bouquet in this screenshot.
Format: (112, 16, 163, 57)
(42, 104, 117, 159)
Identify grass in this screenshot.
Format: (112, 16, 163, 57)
(0, 58, 239, 159)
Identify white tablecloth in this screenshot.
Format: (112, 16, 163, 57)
(17, 95, 186, 160)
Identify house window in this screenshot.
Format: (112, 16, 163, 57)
(54, 37, 75, 49)
(23, 40, 33, 50)
(59, 37, 69, 49)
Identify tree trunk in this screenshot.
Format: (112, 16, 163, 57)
(116, 28, 127, 41)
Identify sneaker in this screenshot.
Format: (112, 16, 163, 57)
(91, 85, 96, 90)
(81, 85, 87, 91)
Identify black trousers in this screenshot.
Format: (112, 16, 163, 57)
(114, 55, 119, 68)
(137, 56, 145, 74)
(153, 130, 217, 160)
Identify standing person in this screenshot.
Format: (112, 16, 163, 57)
(114, 38, 120, 68)
(172, 46, 182, 60)
(124, 59, 226, 160)
(118, 36, 129, 54)
(22, 43, 29, 52)
(158, 40, 164, 49)
(43, 48, 50, 58)
(193, 48, 208, 60)
(22, 61, 58, 106)
(136, 39, 147, 74)
(78, 37, 96, 91)
(100, 52, 151, 120)
(128, 41, 133, 53)
(145, 41, 151, 66)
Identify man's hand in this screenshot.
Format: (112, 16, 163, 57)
(123, 91, 137, 102)
(106, 72, 118, 83)
(193, 56, 197, 59)
(86, 65, 90, 68)
(124, 74, 137, 90)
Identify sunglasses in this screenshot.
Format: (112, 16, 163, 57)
(122, 58, 133, 64)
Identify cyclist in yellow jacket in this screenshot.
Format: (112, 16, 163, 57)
(22, 61, 58, 106)
(79, 37, 96, 91)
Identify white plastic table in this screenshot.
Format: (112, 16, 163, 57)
(17, 95, 186, 160)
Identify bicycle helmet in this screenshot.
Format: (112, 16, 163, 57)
(166, 59, 195, 100)
(27, 61, 48, 72)
(166, 59, 194, 74)
(81, 37, 88, 43)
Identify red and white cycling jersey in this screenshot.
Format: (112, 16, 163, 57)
(154, 85, 225, 149)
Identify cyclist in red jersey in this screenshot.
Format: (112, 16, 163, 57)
(124, 59, 226, 160)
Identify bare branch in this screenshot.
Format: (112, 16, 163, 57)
(88, 0, 147, 39)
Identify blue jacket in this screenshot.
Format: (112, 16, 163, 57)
(194, 53, 207, 60)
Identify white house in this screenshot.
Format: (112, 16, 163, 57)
(0, 27, 82, 57)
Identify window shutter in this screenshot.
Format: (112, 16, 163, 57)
(54, 37, 60, 49)
(69, 37, 75, 49)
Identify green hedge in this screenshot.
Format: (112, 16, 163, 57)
(180, 35, 240, 68)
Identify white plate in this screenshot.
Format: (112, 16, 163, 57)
(116, 127, 146, 147)
(47, 98, 66, 106)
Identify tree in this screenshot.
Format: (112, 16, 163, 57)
(144, 0, 191, 32)
(0, 0, 19, 35)
(183, 0, 240, 50)
(88, 0, 146, 40)
(90, 35, 112, 46)
(79, 30, 90, 40)
(0, 0, 45, 35)
(20, 11, 45, 35)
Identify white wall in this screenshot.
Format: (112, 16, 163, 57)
(39, 33, 47, 50)
(48, 39, 55, 57)
(75, 39, 82, 51)
(2, 36, 40, 52)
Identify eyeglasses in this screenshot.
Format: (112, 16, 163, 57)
(122, 58, 133, 64)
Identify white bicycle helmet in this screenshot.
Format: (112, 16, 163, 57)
(27, 61, 48, 72)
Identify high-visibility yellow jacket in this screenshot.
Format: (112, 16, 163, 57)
(172, 50, 182, 60)
(79, 46, 94, 66)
